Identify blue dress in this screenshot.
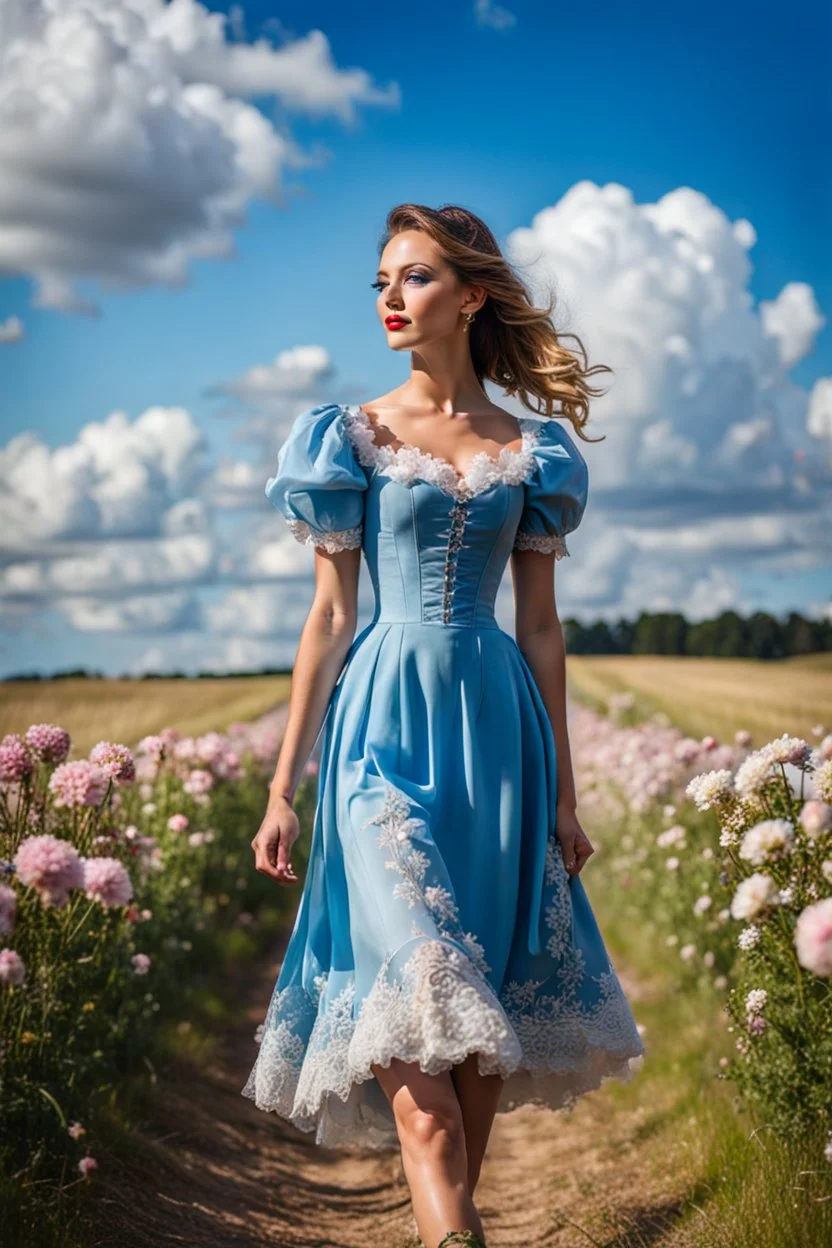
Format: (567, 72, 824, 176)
(242, 401, 645, 1151)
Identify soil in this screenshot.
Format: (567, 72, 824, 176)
(89, 937, 689, 1248)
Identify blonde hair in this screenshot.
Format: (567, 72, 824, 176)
(378, 203, 609, 444)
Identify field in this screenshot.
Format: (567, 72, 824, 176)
(2, 655, 830, 1247)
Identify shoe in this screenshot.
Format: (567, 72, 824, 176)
(437, 1233, 487, 1247)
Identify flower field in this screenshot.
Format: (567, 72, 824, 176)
(1, 673, 831, 1246)
(0, 707, 314, 1239)
(569, 693, 832, 1240)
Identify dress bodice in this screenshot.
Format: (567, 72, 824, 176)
(265, 402, 590, 629)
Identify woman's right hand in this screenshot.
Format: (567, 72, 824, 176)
(251, 797, 301, 886)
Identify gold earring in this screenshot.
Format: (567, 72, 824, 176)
(462, 312, 475, 333)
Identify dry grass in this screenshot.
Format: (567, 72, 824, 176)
(0, 676, 292, 755)
(566, 653, 832, 743)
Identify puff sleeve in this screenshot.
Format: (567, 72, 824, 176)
(265, 403, 368, 553)
(512, 419, 589, 558)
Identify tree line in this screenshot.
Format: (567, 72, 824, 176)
(562, 609, 831, 658)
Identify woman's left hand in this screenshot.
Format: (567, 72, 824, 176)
(555, 804, 595, 877)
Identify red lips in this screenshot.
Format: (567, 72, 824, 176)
(385, 315, 409, 328)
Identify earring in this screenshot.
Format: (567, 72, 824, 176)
(462, 312, 476, 334)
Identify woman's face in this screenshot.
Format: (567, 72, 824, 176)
(371, 230, 479, 350)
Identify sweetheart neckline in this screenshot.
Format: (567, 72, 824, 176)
(341, 404, 542, 500)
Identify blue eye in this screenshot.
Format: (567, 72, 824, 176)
(370, 273, 428, 291)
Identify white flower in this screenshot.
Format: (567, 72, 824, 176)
(693, 895, 713, 915)
(686, 770, 734, 811)
(680, 943, 697, 961)
(703, 950, 715, 967)
(719, 827, 739, 848)
(730, 872, 780, 920)
(701, 847, 714, 860)
(822, 861, 832, 884)
(738, 925, 761, 950)
(657, 825, 687, 848)
(745, 988, 767, 1015)
(733, 751, 777, 800)
(763, 734, 813, 768)
(738, 819, 795, 866)
(666, 856, 680, 871)
(779, 885, 794, 905)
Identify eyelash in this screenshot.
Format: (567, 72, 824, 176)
(370, 273, 429, 291)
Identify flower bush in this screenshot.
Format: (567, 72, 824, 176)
(685, 734, 832, 1139)
(572, 700, 832, 1161)
(0, 711, 309, 1201)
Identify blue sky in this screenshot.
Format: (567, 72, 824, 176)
(1, 0, 829, 677)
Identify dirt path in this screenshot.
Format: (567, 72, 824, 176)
(90, 930, 689, 1248)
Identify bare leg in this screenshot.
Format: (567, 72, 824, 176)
(449, 1052, 503, 1196)
(371, 1057, 486, 1248)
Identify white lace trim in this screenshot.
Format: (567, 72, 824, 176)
(242, 780, 646, 1152)
(341, 404, 543, 501)
(512, 530, 570, 558)
(285, 517, 363, 553)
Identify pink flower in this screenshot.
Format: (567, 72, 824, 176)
(68, 1121, 86, 1140)
(14, 834, 85, 907)
(82, 857, 133, 907)
(183, 768, 214, 795)
(0, 734, 35, 783)
(131, 953, 151, 975)
(0, 883, 17, 936)
(800, 800, 831, 840)
(25, 723, 71, 764)
(795, 899, 832, 977)
(78, 1156, 98, 1178)
(137, 735, 167, 762)
(748, 1015, 767, 1036)
(89, 741, 135, 784)
(48, 760, 109, 809)
(0, 948, 25, 985)
(167, 814, 189, 832)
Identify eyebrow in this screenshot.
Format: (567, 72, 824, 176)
(375, 262, 437, 277)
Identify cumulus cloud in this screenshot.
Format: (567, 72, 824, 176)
(0, 315, 24, 343)
(210, 344, 334, 407)
(0, 406, 209, 550)
(504, 182, 831, 588)
(0, 0, 398, 313)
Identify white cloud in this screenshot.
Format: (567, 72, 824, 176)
(808, 377, 832, 441)
(0, 0, 398, 313)
(760, 282, 826, 370)
(474, 0, 517, 31)
(1, 406, 209, 550)
(503, 181, 832, 590)
(0, 315, 24, 343)
(211, 344, 334, 406)
(60, 590, 200, 633)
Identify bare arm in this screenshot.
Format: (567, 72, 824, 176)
(510, 548, 594, 876)
(252, 545, 362, 885)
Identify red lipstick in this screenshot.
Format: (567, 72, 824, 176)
(385, 315, 409, 330)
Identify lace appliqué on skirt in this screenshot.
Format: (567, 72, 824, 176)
(242, 781, 645, 1152)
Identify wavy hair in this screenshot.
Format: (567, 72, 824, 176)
(377, 203, 609, 444)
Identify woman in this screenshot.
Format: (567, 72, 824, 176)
(244, 203, 645, 1248)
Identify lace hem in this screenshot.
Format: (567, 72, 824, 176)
(242, 934, 645, 1153)
(285, 517, 363, 553)
(341, 404, 543, 501)
(512, 530, 570, 558)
